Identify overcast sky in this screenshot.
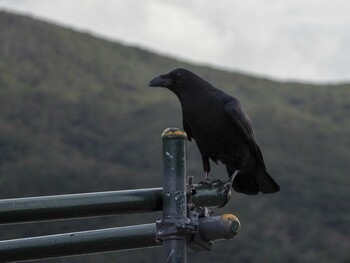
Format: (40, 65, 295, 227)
(1, 0, 349, 83)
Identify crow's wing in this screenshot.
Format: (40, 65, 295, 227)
(224, 98, 266, 169)
(182, 118, 193, 141)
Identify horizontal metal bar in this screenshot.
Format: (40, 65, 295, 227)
(0, 188, 162, 224)
(188, 214, 241, 252)
(0, 223, 158, 263)
(0, 182, 230, 224)
(198, 214, 240, 240)
(0, 213, 240, 262)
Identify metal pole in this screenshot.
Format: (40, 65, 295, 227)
(0, 224, 158, 263)
(0, 182, 230, 224)
(161, 128, 188, 263)
(0, 188, 161, 224)
(0, 214, 240, 262)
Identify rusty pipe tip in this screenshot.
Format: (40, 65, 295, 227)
(221, 214, 241, 234)
(161, 127, 187, 139)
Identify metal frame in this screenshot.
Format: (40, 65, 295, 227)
(0, 128, 240, 262)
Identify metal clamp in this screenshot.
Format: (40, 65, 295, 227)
(156, 216, 198, 243)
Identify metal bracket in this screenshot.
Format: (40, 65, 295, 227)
(186, 209, 213, 252)
(156, 176, 203, 247)
(155, 216, 197, 243)
(156, 173, 239, 252)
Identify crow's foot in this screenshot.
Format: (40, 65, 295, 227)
(199, 178, 214, 185)
(199, 171, 212, 184)
(223, 170, 239, 189)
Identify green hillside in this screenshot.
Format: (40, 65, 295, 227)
(0, 10, 349, 263)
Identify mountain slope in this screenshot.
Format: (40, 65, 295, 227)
(0, 10, 349, 263)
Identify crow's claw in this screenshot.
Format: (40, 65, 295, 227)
(199, 178, 214, 185)
(223, 170, 238, 189)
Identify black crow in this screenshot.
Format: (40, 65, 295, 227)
(149, 68, 280, 195)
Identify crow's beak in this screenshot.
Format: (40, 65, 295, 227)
(149, 74, 172, 88)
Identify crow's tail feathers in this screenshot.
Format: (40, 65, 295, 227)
(256, 170, 280, 194)
(232, 169, 280, 195)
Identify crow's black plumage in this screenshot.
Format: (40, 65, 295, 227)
(149, 68, 280, 195)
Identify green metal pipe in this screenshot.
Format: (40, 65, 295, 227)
(0, 182, 230, 224)
(187, 214, 241, 252)
(0, 224, 158, 263)
(198, 214, 241, 241)
(161, 128, 188, 263)
(0, 213, 240, 262)
(0, 188, 162, 224)
(192, 181, 231, 208)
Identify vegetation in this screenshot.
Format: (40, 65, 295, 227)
(0, 10, 349, 262)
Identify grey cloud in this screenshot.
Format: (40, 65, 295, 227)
(0, 0, 349, 82)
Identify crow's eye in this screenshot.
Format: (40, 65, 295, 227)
(173, 72, 182, 81)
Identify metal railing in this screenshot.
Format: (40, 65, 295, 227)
(0, 128, 240, 263)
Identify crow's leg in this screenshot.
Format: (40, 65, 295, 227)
(203, 157, 210, 179)
(224, 167, 239, 188)
(202, 156, 212, 183)
(205, 171, 209, 180)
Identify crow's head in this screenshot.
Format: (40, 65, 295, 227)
(149, 68, 195, 93)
